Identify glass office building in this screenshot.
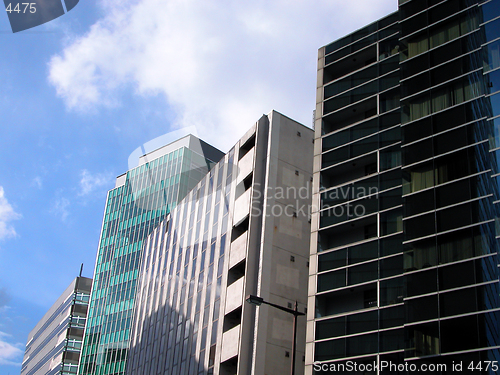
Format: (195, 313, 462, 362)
(126, 111, 313, 375)
(21, 277, 92, 375)
(79, 136, 223, 375)
(307, 0, 500, 373)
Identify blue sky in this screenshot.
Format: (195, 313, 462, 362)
(0, 0, 397, 372)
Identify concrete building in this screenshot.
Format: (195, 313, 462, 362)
(79, 136, 224, 375)
(307, 0, 500, 374)
(126, 111, 313, 375)
(21, 276, 92, 375)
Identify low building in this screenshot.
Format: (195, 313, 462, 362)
(21, 276, 92, 375)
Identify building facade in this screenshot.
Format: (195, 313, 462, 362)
(307, 0, 500, 374)
(126, 111, 313, 375)
(21, 276, 92, 375)
(79, 136, 224, 375)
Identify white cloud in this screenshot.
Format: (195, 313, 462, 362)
(52, 197, 70, 222)
(48, 0, 396, 150)
(0, 187, 21, 240)
(32, 177, 43, 189)
(0, 306, 11, 314)
(79, 169, 113, 196)
(0, 332, 23, 366)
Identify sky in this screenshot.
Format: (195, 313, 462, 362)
(0, 0, 397, 372)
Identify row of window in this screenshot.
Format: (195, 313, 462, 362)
(324, 55, 399, 101)
(315, 310, 500, 362)
(324, 21, 399, 66)
(318, 255, 403, 293)
(400, 6, 480, 60)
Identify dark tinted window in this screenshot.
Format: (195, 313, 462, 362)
(407, 269, 437, 297)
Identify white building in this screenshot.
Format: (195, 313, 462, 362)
(127, 111, 313, 375)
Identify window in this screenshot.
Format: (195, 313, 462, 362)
(348, 261, 378, 286)
(347, 310, 378, 335)
(346, 333, 378, 356)
(407, 296, 438, 323)
(438, 228, 474, 264)
(318, 249, 347, 271)
(440, 288, 476, 317)
(380, 329, 404, 352)
(404, 238, 437, 271)
(406, 269, 437, 297)
(380, 255, 403, 278)
(441, 316, 478, 353)
(380, 277, 404, 306)
(402, 73, 483, 123)
(315, 338, 345, 362)
(380, 305, 404, 329)
(404, 212, 435, 240)
(406, 322, 439, 357)
(381, 208, 403, 235)
(317, 269, 346, 292)
(315, 317, 345, 340)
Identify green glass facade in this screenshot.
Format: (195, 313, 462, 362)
(79, 140, 222, 375)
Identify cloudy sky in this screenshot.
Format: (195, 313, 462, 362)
(0, 0, 396, 371)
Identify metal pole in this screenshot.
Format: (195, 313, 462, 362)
(246, 295, 305, 375)
(291, 301, 298, 375)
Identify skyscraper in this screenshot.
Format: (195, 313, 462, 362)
(126, 111, 313, 375)
(21, 276, 92, 375)
(308, 0, 500, 373)
(79, 135, 224, 375)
